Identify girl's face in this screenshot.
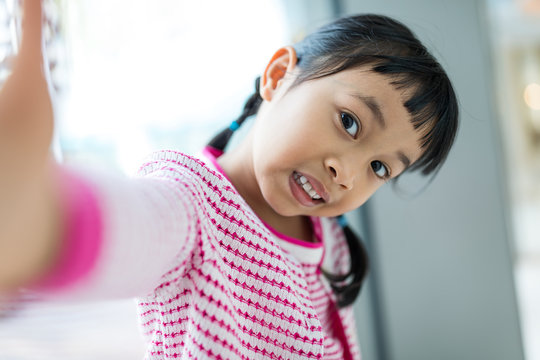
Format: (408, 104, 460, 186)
(249, 62, 424, 218)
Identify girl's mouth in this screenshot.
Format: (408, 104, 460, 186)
(294, 172, 322, 200)
(289, 171, 327, 207)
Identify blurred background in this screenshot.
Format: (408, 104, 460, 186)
(0, 0, 538, 359)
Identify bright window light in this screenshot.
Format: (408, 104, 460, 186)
(57, 0, 288, 174)
(524, 82, 540, 110)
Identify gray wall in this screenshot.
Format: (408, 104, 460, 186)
(342, 1, 525, 359)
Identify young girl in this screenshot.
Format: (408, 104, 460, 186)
(0, 1, 458, 359)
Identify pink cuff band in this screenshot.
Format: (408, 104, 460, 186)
(34, 168, 103, 291)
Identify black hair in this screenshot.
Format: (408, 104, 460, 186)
(208, 14, 459, 308)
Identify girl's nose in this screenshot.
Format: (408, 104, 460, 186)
(325, 158, 354, 190)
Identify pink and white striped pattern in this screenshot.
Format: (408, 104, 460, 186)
(37, 149, 362, 359)
(133, 150, 361, 359)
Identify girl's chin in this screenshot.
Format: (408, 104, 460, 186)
(263, 194, 306, 218)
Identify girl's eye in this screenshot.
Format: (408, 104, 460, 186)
(371, 160, 390, 179)
(340, 112, 360, 137)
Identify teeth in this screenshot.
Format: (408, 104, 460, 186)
(295, 172, 322, 200)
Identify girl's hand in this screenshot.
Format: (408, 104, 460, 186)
(0, 0, 62, 292)
(0, 0, 54, 154)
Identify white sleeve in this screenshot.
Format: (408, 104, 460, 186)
(33, 162, 199, 301)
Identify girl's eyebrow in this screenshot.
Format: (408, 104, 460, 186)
(397, 151, 411, 172)
(351, 94, 386, 129)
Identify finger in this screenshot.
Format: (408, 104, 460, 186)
(19, 0, 43, 58)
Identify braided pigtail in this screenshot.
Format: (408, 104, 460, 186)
(321, 215, 369, 308)
(207, 77, 263, 151)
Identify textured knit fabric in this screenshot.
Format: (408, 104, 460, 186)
(39, 149, 362, 360)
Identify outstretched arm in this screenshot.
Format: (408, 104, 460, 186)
(0, 0, 63, 292)
(0, 1, 198, 300)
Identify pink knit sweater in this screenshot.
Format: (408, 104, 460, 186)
(37, 148, 362, 360)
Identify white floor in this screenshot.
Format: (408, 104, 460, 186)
(0, 299, 145, 360)
(516, 259, 540, 360)
(514, 203, 540, 360)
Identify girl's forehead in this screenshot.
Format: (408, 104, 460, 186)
(328, 67, 401, 92)
(325, 69, 410, 113)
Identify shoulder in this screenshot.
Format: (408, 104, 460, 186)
(137, 151, 228, 188)
(319, 216, 350, 274)
(136, 150, 240, 207)
(319, 216, 346, 244)
(137, 150, 214, 179)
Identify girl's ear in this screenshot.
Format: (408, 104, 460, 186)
(260, 46, 297, 101)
